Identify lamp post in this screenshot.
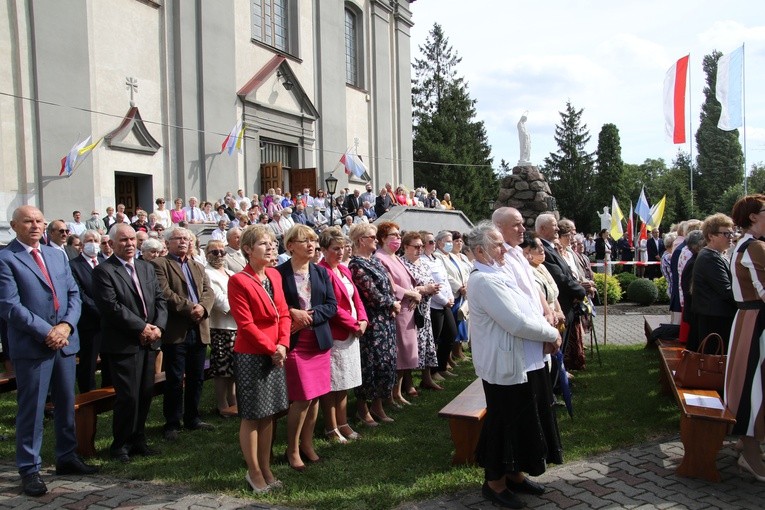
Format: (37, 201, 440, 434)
(325, 174, 338, 227)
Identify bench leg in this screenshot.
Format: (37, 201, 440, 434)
(677, 415, 726, 482)
(75, 407, 98, 458)
(449, 419, 483, 465)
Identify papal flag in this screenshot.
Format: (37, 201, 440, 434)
(221, 120, 245, 155)
(716, 45, 744, 131)
(610, 196, 624, 241)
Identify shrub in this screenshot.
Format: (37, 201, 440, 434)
(654, 276, 670, 304)
(626, 278, 659, 305)
(593, 273, 622, 304)
(615, 272, 638, 296)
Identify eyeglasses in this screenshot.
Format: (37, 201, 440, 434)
(426, 240, 436, 245)
(57, 229, 69, 234)
(100, 241, 109, 245)
(208, 249, 225, 257)
(715, 231, 736, 239)
(361, 235, 376, 240)
(169, 237, 190, 242)
(386, 233, 401, 238)
(408, 244, 424, 249)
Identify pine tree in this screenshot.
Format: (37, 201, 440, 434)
(695, 50, 744, 214)
(412, 24, 495, 221)
(543, 101, 595, 232)
(593, 123, 624, 217)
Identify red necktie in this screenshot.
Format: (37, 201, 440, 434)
(126, 263, 148, 319)
(31, 249, 59, 312)
(91, 258, 98, 268)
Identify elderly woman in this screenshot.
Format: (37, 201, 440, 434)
(277, 225, 337, 471)
(353, 208, 369, 225)
(318, 228, 368, 442)
(725, 195, 765, 481)
(691, 214, 736, 351)
(594, 229, 611, 274)
(348, 223, 401, 425)
(374, 221, 422, 406)
(466, 222, 563, 508)
(679, 230, 705, 346)
(170, 198, 185, 224)
(521, 232, 566, 329)
(419, 230, 456, 390)
(228, 225, 290, 493)
(449, 231, 472, 362)
(138, 238, 162, 262)
(205, 240, 237, 417)
(400, 231, 440, 396)
(435, 231, 471, 372)
(660, 232, 678, 298)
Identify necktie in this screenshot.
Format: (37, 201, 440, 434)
(91, 258, 98, 268)
(191, 208, 195, 220)
(31, 249, 59, 311)
(126, 263, 148, 319)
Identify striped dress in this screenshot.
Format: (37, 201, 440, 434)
(725, 233, 765, 438)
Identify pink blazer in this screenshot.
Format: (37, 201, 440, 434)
(318, 260, 368, 340)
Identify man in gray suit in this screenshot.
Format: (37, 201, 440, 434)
(0, 206, 97, 497)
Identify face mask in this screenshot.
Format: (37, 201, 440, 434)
(443, 242, 453, 253)
(82, 242, 100, 258)
(91, 214, 99, 220)
(387, 239, 402, 252)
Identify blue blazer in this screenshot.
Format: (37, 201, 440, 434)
(276, 261, 337, 351)
(0, 239, 81, 360)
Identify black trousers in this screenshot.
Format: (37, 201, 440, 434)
(162, 330, 206, 431)
(430, 307, 457, 372)
(76, 327, 101, 393)
(108, 349, 157, 455)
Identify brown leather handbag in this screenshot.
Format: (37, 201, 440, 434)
(673, 333, 727, 392)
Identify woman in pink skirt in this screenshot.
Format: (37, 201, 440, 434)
(276, 224, 337, 471)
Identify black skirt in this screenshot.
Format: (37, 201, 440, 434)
(475, 366, 563, 479)
(234, 352, 288, 420)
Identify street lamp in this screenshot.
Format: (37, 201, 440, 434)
(325, 173, 338, 227)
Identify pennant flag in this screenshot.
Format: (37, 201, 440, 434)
(647, 195, 666, 231)
(610, 196, 624, 241)
(635, 186, 651, 224)
(221, 120, 245, 155)
(625, 202, 634, 248)
(663, 55, 689, 144)
(59, 136, 99, 176)
(340, 150, 369, 179)
(716, 45, 744, 131)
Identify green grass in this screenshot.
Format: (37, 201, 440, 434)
(0, 344, 679, 509)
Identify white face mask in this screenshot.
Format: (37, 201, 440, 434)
(443, 242, 453, 253)
(91, 214, 99, 220)
(82, 242, 100, 258)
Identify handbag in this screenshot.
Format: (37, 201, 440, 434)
(414, 305, 426, 328)
(673, 333, 726, 392)
(456, 299, 469, 321)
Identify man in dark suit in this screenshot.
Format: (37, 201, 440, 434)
(344, 189, 362, 215)
(69, 229, 106, 392)
(374, 187, 394, 218)
(0, 206, 97, 497)
(534, 213, 586, 317)
(646, 229, 665, 279)
(152, 227, 215, 441)
(93, 224, 167, 462)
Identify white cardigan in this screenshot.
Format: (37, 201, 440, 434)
(205, 266, 237, 331)
(467, 265, 559, 386)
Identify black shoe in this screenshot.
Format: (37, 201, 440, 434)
(55, 455, 99, 475)
(506, 477, 545, 496)
(186, 421, 214, 431)
(111, 452, 131, 464)
(481, 482, 525, 509)
(129, 444, 160, 457)
(163, 429, 180, 441)
(21, 472, 48, 497)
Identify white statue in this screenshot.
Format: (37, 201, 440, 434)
(517, 111, 531, 166)
(597, 206, 611, 231)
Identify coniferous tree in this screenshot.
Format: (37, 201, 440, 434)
(593, 123, 624, 216)
(412, 24, 495, 221)
(543, 101, 595, 232)
(695, 50, 744, 214)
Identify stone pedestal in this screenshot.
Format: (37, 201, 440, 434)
(495, 166, 558, 227)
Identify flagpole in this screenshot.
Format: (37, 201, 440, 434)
(742, 42, 748, 195)
(688, 53, 694, 214)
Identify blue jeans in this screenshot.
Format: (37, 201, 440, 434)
(161, 329, 206, 430)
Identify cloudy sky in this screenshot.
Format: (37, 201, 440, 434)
(409, 0, 765, 173)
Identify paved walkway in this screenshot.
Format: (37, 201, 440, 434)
(3, 313, 761, 510)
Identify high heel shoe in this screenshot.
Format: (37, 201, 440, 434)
(324, 428, 348, 444)
(245, 472, 271, 493)
(299, 448, 321, 463)
(738, 454, 765, 481)
(356, 411, 378, 427)
(338, 423, 361, 440)
(370, 410, 394, 423)
(282, 452, 305, 473)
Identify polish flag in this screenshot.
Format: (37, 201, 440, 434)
(625, 202, 634, 248)
(663, 55, 689, 144)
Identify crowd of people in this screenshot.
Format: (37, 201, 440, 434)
(4, 191, 765, 505)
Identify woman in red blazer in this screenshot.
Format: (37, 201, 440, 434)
(318, 227, 369, 442)
(228, 225, 291, 493)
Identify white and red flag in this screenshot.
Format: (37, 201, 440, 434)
(663, 55, 689, 144)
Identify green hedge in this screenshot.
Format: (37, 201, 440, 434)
(654, 276, 669, 303)
(593, 273, 622, 304)
(615, 272, 638, 296)
(626, 278, 659, 305)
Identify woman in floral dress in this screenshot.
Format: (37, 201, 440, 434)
(347, 223, 401, 426)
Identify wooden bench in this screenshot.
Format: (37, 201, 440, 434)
(0, 371, 16, 393)
(644, 314, 672, 348)
(656, 344, 736, 482)
(438, 378, 486, 465)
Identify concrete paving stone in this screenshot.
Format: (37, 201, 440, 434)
(572, 478, 615, 497)
(535, 489, 578, 509)
(601, 490, 658, 508)
(0, 499, 43, 510)
(606, 467, 650, 487)
(563, 490, 613, 509)
(542, 480, 586, 497)
(601, 479, 647, 498)
(606, 459, 648, 476)
(636, 460, 675, 477)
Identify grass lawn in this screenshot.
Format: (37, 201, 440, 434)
(0, 344, 678, 509)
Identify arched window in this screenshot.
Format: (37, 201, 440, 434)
(345, 6, 361, 87)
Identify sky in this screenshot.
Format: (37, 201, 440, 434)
(409, 0, 765, 174)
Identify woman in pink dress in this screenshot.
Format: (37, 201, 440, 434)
(374, 221, 422, 406)
(170, 197, 185, 224)
(276, 224, 337, 471)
